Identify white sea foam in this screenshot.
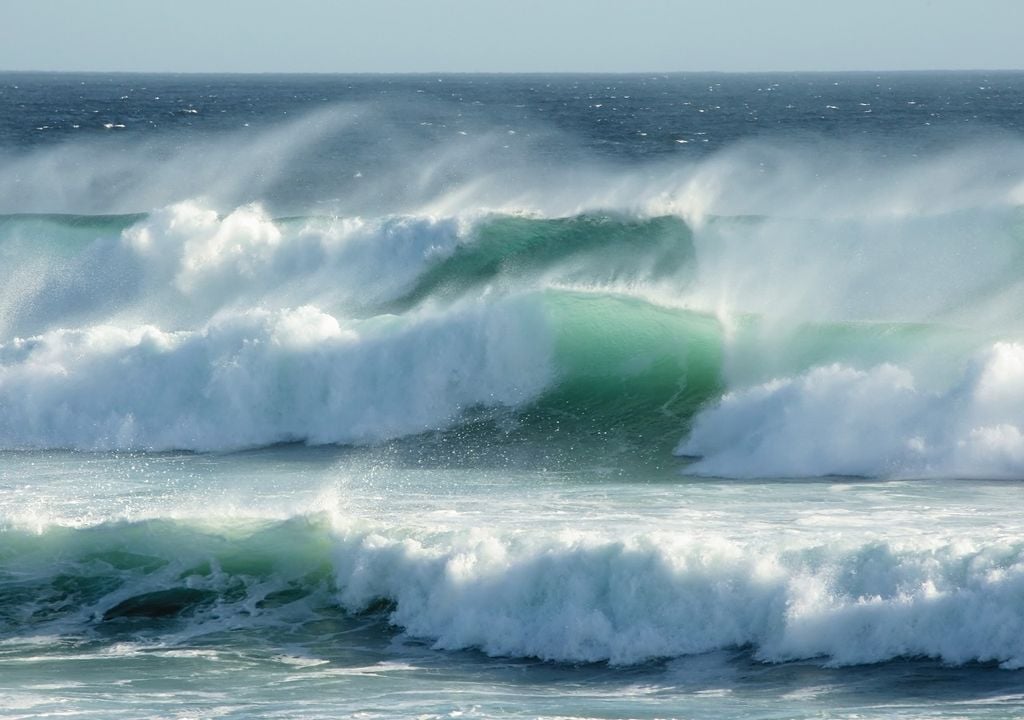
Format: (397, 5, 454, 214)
(326, 523, 1024, 667)
(0, 297, 553, 451)
(679, 342, 1024, 478)
(0, 201, 476, 339)
(122, 201, 469, 312)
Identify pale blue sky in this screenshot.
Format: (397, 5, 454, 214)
(1, 0, 1021, 73)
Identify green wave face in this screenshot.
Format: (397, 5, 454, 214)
(0, 516, 340, 635)
(0, 212, 145, 254)
(389, 214, 716, 465)
(540, 291, 724, 456)
(380, 291, 725, 472)
(390, 213, 695, 311)
(0, 212, 146, 231)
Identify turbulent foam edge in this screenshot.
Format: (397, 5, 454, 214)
(3, 515, 1024, 668)
(678, 342, 1024, 479)
(0, 297, 553, 451)
(0, 202, 475, 338)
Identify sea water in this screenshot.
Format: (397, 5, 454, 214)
(3, 72, 1024, 718)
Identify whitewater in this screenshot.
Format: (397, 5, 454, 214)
(3, 71, 1024, 719)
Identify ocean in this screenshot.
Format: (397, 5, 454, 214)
(2, 71, 1024, 719)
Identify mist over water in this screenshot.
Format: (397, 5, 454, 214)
(3, 72, 1024, 719)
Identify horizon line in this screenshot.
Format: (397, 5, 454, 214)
(2, 68, 1023, 77)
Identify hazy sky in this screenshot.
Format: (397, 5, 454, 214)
(1, 0, 1021, 73)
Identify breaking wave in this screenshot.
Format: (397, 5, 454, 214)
(3, 137, 1024, 477)
(4, 514, 1024, 668)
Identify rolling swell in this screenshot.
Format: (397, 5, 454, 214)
(4, 514, 1024, 668)
(5, 200, 1024, 477)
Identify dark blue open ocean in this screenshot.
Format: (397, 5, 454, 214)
(3, 72, 1024, 718)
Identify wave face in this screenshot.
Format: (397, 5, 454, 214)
(3, 513, 1024, 668)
